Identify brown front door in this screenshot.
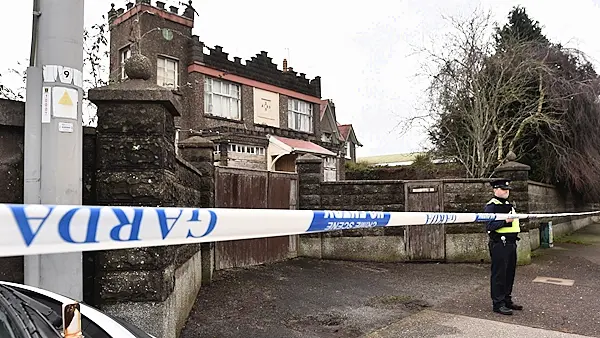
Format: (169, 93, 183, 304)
(404, 181, 445, 261)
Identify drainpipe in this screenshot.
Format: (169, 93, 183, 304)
(29, 0, 41, 66)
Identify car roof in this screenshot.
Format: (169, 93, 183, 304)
(0, 281, 138, 338)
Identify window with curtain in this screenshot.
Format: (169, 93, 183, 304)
(287, 98, 313, 133)
(204, 77, 241, 120)
(157, 56, 179, 89)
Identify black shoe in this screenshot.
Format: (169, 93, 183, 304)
(493, 306, 513, 315)
(507, 303, 523, 310)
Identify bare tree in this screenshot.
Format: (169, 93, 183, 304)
(0, 19, 110, 126)
(420, 10, 567, 178)
(0, 61, 27, 101)
(81, 18, 110, 126)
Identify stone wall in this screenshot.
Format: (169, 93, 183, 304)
(0, 99, 25, 283)
(0, 100, 98, 285)
(0, 99, 24, 206)
(296, 155, 408, 261)
(320, 181, 405, 211)
(297, 155, 599, 266)
(226, 151, 267, 170)
(528, 181, 571, 213)
(526, 180, 598, 243)
(346, 163, 466, 181)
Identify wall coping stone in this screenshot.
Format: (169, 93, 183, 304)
(176, 156, 202, 177)
(178, 136, 214, 148)
(527, 180, 556, 189)
(296, 154, 323, 163)
(322, 178, 493, 186)
(321, 180, 405, 185)
(495, 160, 531, 173)
(88, 79, 183, 117)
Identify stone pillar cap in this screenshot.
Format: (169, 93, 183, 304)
(296, 154, 323, 163)
(178, 136, 214, 148)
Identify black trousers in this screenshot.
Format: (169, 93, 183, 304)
(488, 238, 517, 309)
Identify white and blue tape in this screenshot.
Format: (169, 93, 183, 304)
(0, 203, 599, 257)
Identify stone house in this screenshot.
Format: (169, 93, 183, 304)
(106, 0, 361, 180)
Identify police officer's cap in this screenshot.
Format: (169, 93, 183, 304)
(490, 178, 511, 190)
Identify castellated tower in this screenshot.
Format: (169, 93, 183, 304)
(107, 1, 195, 91)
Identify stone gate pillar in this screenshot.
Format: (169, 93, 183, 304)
(493, 151, 532, 265)
(178, 136, 215, 285)
(88, 54, 199, 338)
(296, 154, 323, 210)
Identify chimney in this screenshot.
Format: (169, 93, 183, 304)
(283, 58, 288, 72)
(156, 1, 165, 9)
(169, 6, 179, 14)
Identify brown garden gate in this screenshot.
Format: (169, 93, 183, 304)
(214, 167, 298, 269)
(404, 181, 446, 261)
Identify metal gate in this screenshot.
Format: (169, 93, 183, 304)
(404, 181, 445, 261)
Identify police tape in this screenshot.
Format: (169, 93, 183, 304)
(0, 203, 599, 257)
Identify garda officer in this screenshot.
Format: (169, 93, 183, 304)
(483, 178, 523, 315)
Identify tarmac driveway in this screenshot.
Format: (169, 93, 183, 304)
(182, 259, 489, 337)
(181, 223, 600, 338)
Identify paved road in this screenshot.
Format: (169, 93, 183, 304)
(181, 223, 600, 337)
(436, 223, 600, 337)
(366, 310, 593, 337)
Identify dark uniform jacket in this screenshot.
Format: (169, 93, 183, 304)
(484, 196, 519, 241)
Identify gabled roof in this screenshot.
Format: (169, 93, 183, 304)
(337, 124, 351, 140)
(337, 124, 362, 147)
(319, 99, 342, 142)
(318, 99, 362, 147)
(320, 101, 328, 119)
(269, 135, 336, 156)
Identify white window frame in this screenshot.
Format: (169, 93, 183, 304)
(323, 156, 337, 182)
(157, 55, 179, 89)
(204, 77, 242, 120)
(321, 133, 332, 143)
(346, 142, 352, 159)
(287, 98, 313, 133)
(120, 46, 131, 80)
(227, 143, 265, 156)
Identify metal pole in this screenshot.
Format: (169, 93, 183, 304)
(23, 0, 43, 290)
(24, 0, 85, 300)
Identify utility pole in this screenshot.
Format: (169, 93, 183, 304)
(24, 0, 85, 300)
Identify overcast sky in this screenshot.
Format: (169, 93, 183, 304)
(2, 0, 600, 157)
